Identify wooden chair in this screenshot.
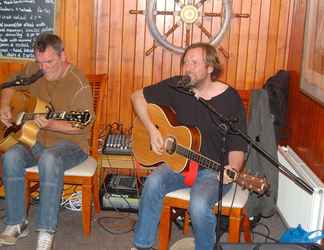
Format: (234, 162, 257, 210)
(24, 74, 108, 237)
(159, 90, 252, 250)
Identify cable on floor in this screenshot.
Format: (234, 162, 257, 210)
(97, 176, 140, 235)
(61, 191, 82, 211)
(97, 212, 136, 235)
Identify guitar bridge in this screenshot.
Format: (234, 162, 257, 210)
(165, 137, 176, 154)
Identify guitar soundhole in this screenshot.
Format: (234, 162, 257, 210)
(165, 137, 176, 155)
(4, 125, 21, 137)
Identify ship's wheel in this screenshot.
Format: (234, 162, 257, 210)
(130, 0, 249, 55)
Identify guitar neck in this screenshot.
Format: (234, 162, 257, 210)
(176, 144, 246, 188)
(22, 112, 69, 122)
(176, 144, 221, 172)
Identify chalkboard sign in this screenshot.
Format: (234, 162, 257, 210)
(0, 0, 56, 60)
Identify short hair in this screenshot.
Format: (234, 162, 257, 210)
(33, 32, 64, 55)
(181, 42, 222, 81)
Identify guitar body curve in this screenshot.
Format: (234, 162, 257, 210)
(0, 93, 48, 152)
(16, 97, 50, 147)
(132, 103, 201, 173)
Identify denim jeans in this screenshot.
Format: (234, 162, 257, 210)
(133, 163, 232, 250)
(1, 141, 88, 233)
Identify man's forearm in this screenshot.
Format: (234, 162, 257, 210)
(0, 88, 15, 108)
(228, 151, 245, 172)
(131, 90, 155, 133)
(43, 120, 84, 134)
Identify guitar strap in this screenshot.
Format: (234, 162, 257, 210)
(182, 160, 198, 186)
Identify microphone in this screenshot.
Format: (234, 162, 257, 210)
(0, 69, 44, 90)
(21, 69, 44, 85)
(176, 75, 192, 89)
(170, 75, 200, 99)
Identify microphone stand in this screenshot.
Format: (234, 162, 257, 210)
(214, 114, 230, 250)
(0, 76, 27, 90)
(173, 86, 314, 249)
(0, 70, 44, 90)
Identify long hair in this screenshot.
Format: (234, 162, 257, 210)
(181, 42, 222, 81)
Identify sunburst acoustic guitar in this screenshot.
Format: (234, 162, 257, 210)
(132, 103, 268, 194)
(0, 91, 91, 153)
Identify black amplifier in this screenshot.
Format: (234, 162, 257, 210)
(100, 174, 145, 212)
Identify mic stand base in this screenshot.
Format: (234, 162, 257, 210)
(214, 244, 223, 250)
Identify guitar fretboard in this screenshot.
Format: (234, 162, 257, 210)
(176, 144, 221, 171)
(22, 112, 67, 122)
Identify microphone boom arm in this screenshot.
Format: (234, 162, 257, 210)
(0, 70, 44, 90)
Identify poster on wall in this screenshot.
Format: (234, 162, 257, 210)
(300, 0, 324, 105)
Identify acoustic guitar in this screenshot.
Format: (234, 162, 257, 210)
(0, 91, 91, 153)
(132, 103, 268, 194)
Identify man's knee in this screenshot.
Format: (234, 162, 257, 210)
(2, 146, 26, 174)
(189, 199, 209, 220)
(143, 172, 162, 193)
(38, 150, 63, 177)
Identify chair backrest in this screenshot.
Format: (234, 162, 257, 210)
(86, 74, 108, 158)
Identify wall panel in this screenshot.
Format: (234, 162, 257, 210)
(120, 0, 137, 128)
(244, 0, 261, 89)
(287, 0, 324, 181)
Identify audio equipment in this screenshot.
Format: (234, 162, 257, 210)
(101, 193, 140, 212)
(100, 174, 145, 212)
(101, 122, 132, 155)
(102, 133, 132, 155)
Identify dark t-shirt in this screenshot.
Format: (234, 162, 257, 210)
(143, 76, 247, 165)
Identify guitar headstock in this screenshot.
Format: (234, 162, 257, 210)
(235, 172, 269, 195)
(66, 111, 92, 128)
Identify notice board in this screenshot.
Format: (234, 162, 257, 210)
(0, 0, 57, 60)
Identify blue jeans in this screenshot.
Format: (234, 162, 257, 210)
(133, 163, 232, 250)
(2, 141, 88, 233)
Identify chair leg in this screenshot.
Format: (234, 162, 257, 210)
(159, 202, 172, 250)
(242, 209, 252, 242)
(24, 178, 31, 215)
(93, 170, 101, 213)
(183, 210, 190, 235)
(227, 209, 241, 243)
(81, 184, 92, 238)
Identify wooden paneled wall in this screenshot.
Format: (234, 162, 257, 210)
(95, 0, 295, 128)
(0, 0, 295, 127)
(1, 0, 323, 179)
(0, 0, 293, 130)
(287, 0, 324, 181)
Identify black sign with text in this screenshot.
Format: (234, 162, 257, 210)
(0, 0, 56, 60)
